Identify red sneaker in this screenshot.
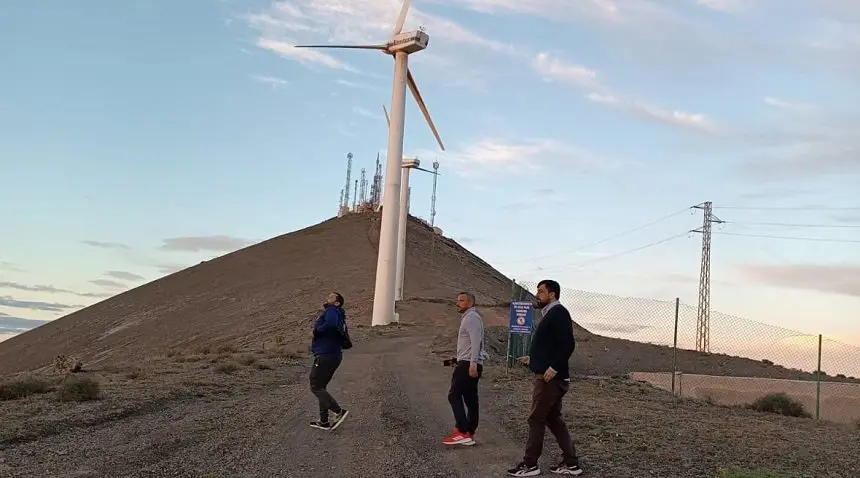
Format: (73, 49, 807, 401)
(441, 429, 475, 446)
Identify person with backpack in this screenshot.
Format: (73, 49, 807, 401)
(309, 292, 351, 431)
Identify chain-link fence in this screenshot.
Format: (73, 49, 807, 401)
(508, 279, 860, 425)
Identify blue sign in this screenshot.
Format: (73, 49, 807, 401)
(509, 301, 534, 335)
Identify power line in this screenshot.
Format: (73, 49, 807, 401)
(714, 206, 860, 211)
(715, 231, 860, 243)
(529, 231, 692, 273)
(497, 206, 696, 265)
(723, 221, 860, 228)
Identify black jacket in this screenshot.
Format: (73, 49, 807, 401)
(528, 302, 575, 380)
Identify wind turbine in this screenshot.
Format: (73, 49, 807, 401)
(295, 0, 445, 327)
(382, 105, 440, 302)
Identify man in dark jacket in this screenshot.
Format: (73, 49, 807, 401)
(508, 280, 583, 476)
(309, 292, 349, 431)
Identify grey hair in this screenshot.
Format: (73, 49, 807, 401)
(457, 291, 476, 305)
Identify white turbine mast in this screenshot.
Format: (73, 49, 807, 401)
(295, 0, 445, 327)
(381, 104, 439, 302)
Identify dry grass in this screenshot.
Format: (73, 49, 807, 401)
(214, 362, 239, 374)
(717, 470, 792, 478)
(0, 376, 53, 401)
(55, 375, 101, 402)
(483, 362, 860, 477)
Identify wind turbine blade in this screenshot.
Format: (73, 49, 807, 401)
(383, 104, 391, 128)
(391, 0, 411, 37)
(406, 68, 445, 151)
(293, 44, 387, 50)
(416, 166, 439, 174)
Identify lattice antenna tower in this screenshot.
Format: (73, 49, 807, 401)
(342, 152, 353, 213)
(370, 153, 383, 207)
(338, 188, 344, 215)
(373, 154, 384, 209)
(359, 168, 368, 203)
(692, 201, 724, 353)
(352, 179, 358, 210)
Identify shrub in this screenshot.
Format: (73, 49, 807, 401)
(56, 375, 101, 402)
(748, 392, 810, 418)
(0, 376, 53, 400)
(238, 354, 257, 366)
(54, 355, 83, 374)
(718, 469, 789, 478)
(215, 362, 239, 374)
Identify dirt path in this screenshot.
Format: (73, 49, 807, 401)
(1, 330, 528, 477)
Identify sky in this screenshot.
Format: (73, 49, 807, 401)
(1, 1, 859, 362)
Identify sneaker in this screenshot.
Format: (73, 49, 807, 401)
(549, 462, 583, 475)
(330, 409, 349, 430)
(441, 429, 474, 446)
(507, 462, 541, 476)
(309, 420, 332, 430)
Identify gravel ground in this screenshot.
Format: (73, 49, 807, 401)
(2, 326, 858, 477)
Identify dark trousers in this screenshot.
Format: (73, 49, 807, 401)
(309, 354, 343, 423)
(523, 376, 578, 467)
(448, 361, 483, 435)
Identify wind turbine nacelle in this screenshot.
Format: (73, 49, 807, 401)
(388, 31, 429, 53)
(402, 158, 420, 168)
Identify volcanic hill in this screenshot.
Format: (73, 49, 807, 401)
(0, 212, 836, 382)
(3, 213, 859, 478)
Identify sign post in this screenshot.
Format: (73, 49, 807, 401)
(506, 301, 534, 374)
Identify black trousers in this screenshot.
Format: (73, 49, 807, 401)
(309, 354, 343, 422)
(448, 361, 483, 435)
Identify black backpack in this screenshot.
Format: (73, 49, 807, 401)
(338, 309, 353, 350)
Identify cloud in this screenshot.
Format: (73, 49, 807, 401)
(0, 261, 24, 273)
(421, 138, 606, 177)
(0, 315, 50, 334)
(353, 106, 382, 119)
(335, 79, 374, 89)
(832, 213, 860, 224)
(250, 74, 289, 89)
(81, 240, 130, 250)
(696, 0, 745, 13)
(105, 271, 145, 282)
(586, 91, 715, 133)
(532, 52, 599, 89)
(159, 235, 256, 253)
(0, 296, 79, 313)
(763, 96, 816, 112)
(157, 263, 188, 275)
(739, 263, 860, 297)
(532, 51, 715, 134)
(256, 38, 357, 71)
(89, 279, 128, 290)
(738, 102, 860, 180)
(0, 281, 112, 299)
(243, 0, 514, 78)
(586, 322, 653, 335)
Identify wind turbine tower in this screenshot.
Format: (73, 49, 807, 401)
(297, 0, 445, 326)
(380, 105, 442, 302)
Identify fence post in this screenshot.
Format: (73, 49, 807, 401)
(815, 334, 822, 420)
(672, 298, 680, 398)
